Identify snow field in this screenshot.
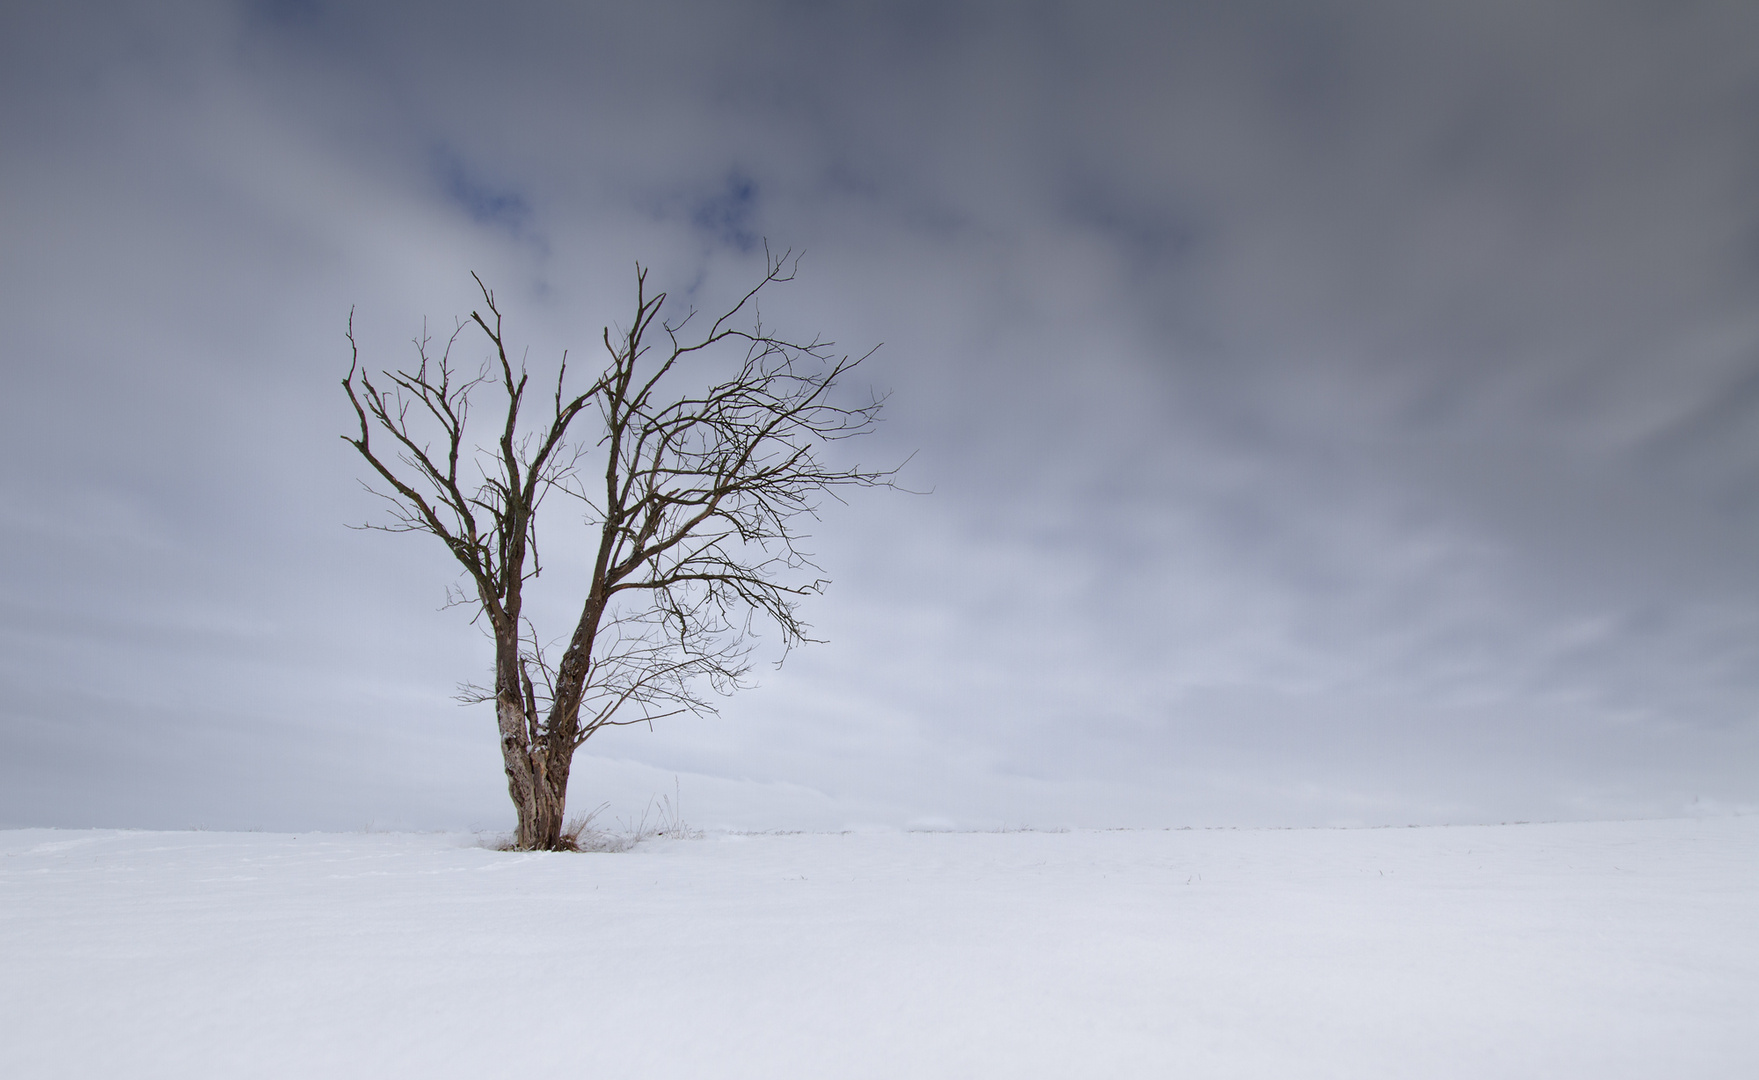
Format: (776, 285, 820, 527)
(2, 818, 1755, 1078)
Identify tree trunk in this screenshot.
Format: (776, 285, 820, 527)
(492, 621, 576, 850)
(532, 744, 573, 849)
(496, 693, 577, 849)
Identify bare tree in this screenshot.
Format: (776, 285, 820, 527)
(342, 252, 892, 850)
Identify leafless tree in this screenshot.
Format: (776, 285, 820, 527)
(342, 252, 893, 850)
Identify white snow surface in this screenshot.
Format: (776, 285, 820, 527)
(2, 818, 1755, 1078)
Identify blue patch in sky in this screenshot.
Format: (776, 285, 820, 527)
(690, 173, 760, 252)
(433, 148, 532, 232)
(1062, 182, 1201, 275)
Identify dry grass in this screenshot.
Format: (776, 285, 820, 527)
(482, 782, 700, 852)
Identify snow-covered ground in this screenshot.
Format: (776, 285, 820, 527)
(2, 818, 1754, 1078)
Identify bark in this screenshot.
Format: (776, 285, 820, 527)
(496, 698, 572, 848)
(493, 621, 570, 850)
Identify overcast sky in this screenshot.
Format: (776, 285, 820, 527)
(4, 0, 1758, 832)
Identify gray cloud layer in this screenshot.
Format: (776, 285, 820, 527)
(4, 0, 1758, 830)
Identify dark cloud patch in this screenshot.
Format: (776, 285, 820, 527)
(1060, 180, 1203, 280)
(247, 0, 325, 31)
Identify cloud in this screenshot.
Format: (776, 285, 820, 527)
(3, 0, 1758, 830)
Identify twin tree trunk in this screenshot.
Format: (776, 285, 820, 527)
(491, 591, 605, 850)
(494, 629, 567, 850)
